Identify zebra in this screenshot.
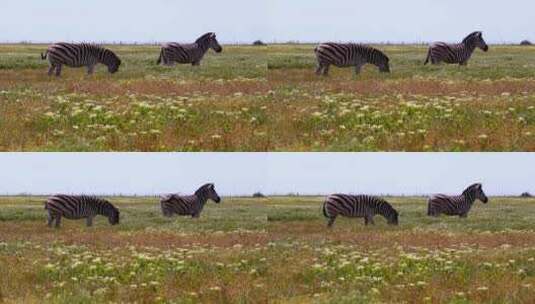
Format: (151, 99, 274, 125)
(314, 43, 390, 76)
(41, 42, 121, 76)
(427, 183, 488, 218)
(160, 183, 221, 218)
(322, 194, 399, 227)
(156, 32, 222, 66)
(44, 194, 120, 228)
(424, 31, 489, 65)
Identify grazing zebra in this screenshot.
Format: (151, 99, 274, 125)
(427, 183, 488, 218)
(160, 183, 221, 218)
(322, 194, 399, 227)
(314, 43, 390, 76)
(44, 194, 120, 228)
(41, 42, 121, 76)
(424, 31, 489, 65)
(156, 32, 222, 66)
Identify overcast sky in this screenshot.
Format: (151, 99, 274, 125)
(0, 153, 533, 196)
(1, 1, 533, 43)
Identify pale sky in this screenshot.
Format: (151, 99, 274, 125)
(0, 153, 533, 196)
(1, 1, 533, 43)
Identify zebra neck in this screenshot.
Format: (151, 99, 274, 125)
(196, 193, 209, 207)
(196, 42, 210, 54)
(463, 41, 477, 54)
(463, 192, 476, 204)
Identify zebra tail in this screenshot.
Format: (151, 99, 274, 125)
(41, 51, 48, 60)
(44, 201, 48, 209)
(322, 202, 328, 218)
(424, 49, 430, 65)
(156, 49, 163, 65)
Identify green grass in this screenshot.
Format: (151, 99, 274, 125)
(2, 195, 535, 303)
(1, 44, 535, 151)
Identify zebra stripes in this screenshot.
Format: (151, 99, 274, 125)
(427, 183, 488, 218)
(41, 43, 121, 76)
(44, 194, 120, 228)
(157, 32, 222, 66)
(424, 31, 489, 65)
(314, 43, 390, 76)
(160, 183, 221, 218)
(322, 194, 399, 227)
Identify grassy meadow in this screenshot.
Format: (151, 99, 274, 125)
(1, 43, 535, 151)
(2, 195, 535, 303)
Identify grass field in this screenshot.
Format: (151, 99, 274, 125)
(2, 195, 535, 303)
(1, 44, 534, 151)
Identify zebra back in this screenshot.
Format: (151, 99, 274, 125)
(160, 183, 221, 217)
(427, 183, 488, 217)
(315, 43, 390, 72)
(45, 194, 120, 224)
(323, 194, 398, 224)
(45, 43, 121, 73)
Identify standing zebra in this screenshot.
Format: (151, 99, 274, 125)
(156, 32, 222, 66)
(427, 183, 488, 218)
(314, 43, 390, 76)
(160, 183, 221, 218)
(322, 194, 399, 227)
(41, 43, 121, 76)
(424, 31, 489, 65)
(44, 194, 120, 228)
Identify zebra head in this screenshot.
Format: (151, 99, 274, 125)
(106, 52, 122, 74)
(196, 183, 221, 203)
(105, 201, 120, 225)
(374, 50, 390, 73)
(463, 31, 489, 52)
(386, 206, 399, 225)
(378, 58, 390, 73)
(464, 183, 489, 204)
(196, 32, 223, 53)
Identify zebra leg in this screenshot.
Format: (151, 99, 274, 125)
(86, 216, 94, 227)
(47, 65, 55, 76)
(55, 64, 62, 77)
(54, 215, 62, 228)
(327, 216, 336, 228)
(321, 64, 330, 76)
(354, 63, 364, 75)
(315, 63, 324, 76)
(87, 65, 96, 75)
(47, 213, 54, 228)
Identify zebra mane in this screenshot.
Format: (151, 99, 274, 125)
(376, 198, 397, 216)
(195, 32, 215, 44)
(194, 183, 214, 196)
(363, 45, 389, 64)
(462, 183, 481, 196)
(462, 31, 482, 44)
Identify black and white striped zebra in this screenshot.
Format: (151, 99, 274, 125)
(427, 183, 488, 218)
(44, 194, 120, 228)
(160, 183, 221, 218)
(322, 194, 399, 227)
(314, 43, 390, 76)
(156, 32, 222, 66)
(41, 43, 121, 76)
(424, 31, 489, 65)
